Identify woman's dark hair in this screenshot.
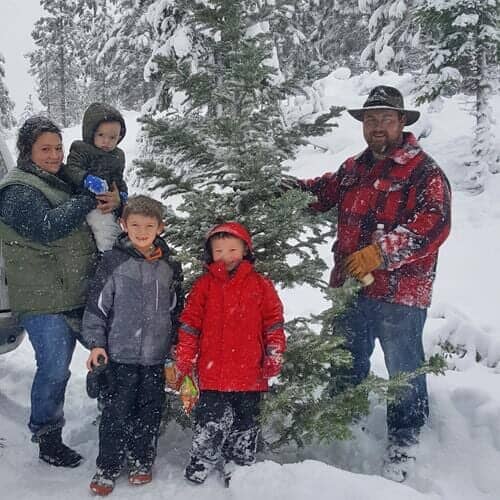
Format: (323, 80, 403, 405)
(16, 116, 62, 162)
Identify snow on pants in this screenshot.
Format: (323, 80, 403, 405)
(333, 295, 428, 445)
(96, 362, 164, 475)
(190, 391, 261, 469)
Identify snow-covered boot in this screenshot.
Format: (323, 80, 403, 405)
(185, 456, 210, 484)
(89, 468, 118, 496)
(38, 429, 83, 468)
(223, 426, 259, 466)
(128, 464, 152, 486)
(381, 443, 416, 482)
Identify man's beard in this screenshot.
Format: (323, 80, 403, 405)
(367, 134, 400, 157)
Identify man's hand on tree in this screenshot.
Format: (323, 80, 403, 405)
(279, 174, 302, 192)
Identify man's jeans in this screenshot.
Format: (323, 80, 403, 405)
(334, 295, 428, 445)
(20, 313, 77, 438)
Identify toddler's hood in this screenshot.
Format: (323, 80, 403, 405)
(82, 102, 126, 146)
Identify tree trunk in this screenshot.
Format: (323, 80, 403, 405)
(463, 46, 493, 194)
(58, 15, 67, 127)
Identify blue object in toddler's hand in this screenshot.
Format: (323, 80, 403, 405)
(84, 174, 109, 195)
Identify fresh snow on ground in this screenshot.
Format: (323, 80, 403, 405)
(1, 71, 499, 499)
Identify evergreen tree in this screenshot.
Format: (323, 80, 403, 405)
(27, 0, 84, 126)
(137, 0, 382, 443)
(19, 94, 38, 124)
(139, 0, 337, 286)
(0, 53, 16, 130)
(137, 0, 445, 447)
(75, 0, 120, 107)
(360, 0, 423, 73)
(95, 0, 156, 110)
(142, 0, 195, 114)
(264, 1, 367, 83)
(314, 1, 368, 73)
(266, 0, 325, 83)
(415, 0, 500, 193)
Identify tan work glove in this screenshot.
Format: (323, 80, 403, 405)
(344, 244, 383, 280)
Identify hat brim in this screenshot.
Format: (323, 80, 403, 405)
(347, 106, 420, 126)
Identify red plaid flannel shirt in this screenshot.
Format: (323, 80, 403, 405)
(300, 133, 451, 309)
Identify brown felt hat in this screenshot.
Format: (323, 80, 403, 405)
(347, 85, 420, 126)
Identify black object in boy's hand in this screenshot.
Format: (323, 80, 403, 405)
(86, 355, 114, 399)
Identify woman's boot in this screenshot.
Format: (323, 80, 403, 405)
(38, 428, 83, 467)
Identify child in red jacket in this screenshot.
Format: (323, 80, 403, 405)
(168, 221, 286, 484)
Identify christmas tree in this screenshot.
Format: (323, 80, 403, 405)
(137, 0, 337, 288)
(138, 0, 444, 447)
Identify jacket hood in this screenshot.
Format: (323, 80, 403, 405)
(205, 221, 253, 251)
(204, 221, 255, 263)
(82, 102, 126, 146)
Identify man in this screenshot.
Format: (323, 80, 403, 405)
(297, 85, 451, 481)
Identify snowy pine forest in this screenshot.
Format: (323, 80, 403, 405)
(1, 0, 498, 193)
(1, 1, 500, 499)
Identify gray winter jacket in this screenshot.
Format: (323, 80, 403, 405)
(82, 234, 183, 366)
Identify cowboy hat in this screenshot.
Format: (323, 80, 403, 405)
(347, 85, 420, 126)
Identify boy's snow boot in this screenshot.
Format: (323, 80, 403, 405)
(381, 443, 416, 482)
(38, 428, 83, 468)
(128, 465, 153, 486)
(223, 426, 259, 466)
(185, 456, 209, 484)
(89, 468, 118, 496)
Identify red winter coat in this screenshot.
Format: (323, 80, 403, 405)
(176, 260, 286, 392)
(301, 132, 451, 309)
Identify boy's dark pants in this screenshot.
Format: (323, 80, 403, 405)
(97, 362, 164, 475)
(191, 391, 261, 468)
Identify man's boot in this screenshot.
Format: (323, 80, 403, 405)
(381, 442, 416, 482)
(38, 428, 83, 468)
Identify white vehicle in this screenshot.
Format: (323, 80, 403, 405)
(0, 133, 14, 177)
(0, 133, 25, 355)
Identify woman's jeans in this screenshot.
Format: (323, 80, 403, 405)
(334, 295, 428, 446)
(20, 313, 77, 438)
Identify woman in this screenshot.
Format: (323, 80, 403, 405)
(0, 116, 120, 467)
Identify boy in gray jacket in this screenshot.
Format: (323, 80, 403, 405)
(82, 195, 183, 496)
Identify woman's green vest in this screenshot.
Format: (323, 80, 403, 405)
(0, 168, 97, 314)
